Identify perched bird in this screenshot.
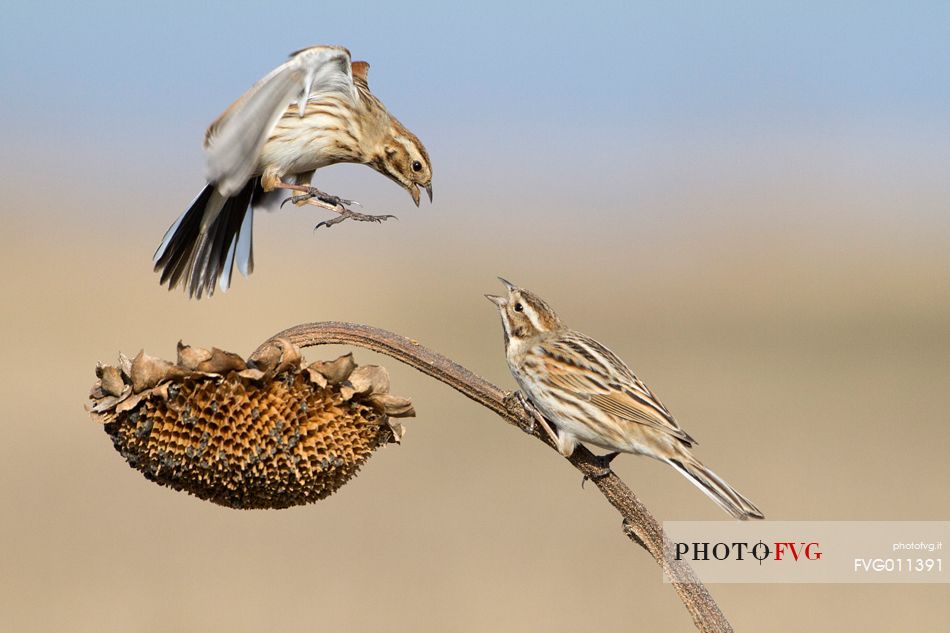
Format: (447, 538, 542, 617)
(154, 45, 433, 298)
(486, 278, 764, 520)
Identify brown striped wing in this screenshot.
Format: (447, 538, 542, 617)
(540, 332, 696, 446)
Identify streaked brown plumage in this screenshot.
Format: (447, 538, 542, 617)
(486, 278, 764, 520)
(154, 45, 432, 299)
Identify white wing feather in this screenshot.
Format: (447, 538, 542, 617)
(205, 46, 358, 197)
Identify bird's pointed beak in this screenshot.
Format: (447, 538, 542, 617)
(408, 184, 421, 207)
(485, 294, 507, 307)
(497, 276, 516, 292)
(424, 183, 433, 203)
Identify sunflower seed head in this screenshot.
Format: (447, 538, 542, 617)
(88, 341, 415, 509)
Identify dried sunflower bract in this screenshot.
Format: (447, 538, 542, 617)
(87, 339, 414, 509)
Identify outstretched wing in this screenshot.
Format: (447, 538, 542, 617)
(204, 45, 359, 197)
(540, 331, 697, 445)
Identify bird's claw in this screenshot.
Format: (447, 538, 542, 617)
(275, 185, 394, 230)
(581, 452, 620, 488)
(314, 209, 397, 231)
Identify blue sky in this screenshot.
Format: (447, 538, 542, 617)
(2, 1, 949, 228)
(4, 2, 948, 126)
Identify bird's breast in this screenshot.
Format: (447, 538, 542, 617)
(259, 102, 364, 176)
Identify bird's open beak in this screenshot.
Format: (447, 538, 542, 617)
(409, 183, 432, 206)
(487, 277, 515, 305)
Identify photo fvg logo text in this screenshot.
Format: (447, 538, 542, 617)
(674, 540, 822, 563)
(662, 521, 948, 583)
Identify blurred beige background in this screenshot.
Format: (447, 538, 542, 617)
(3, 3, 950, 631)
(2, 160, 948, 631)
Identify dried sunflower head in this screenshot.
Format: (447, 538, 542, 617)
(88, 339, 414, 509)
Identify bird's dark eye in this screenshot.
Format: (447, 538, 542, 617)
(411, 160, 422, 172)
(514, 303, 523, 312)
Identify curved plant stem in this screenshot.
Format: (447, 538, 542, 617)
(254, 322, 732, 633)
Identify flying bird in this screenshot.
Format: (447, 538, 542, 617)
(486, 278, 764, 520)
(154, 45, 433, 298)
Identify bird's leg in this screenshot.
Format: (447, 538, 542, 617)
(288, 186, 359, 209)
(582, 451, 620, 487)
(273, 180, 396, 229)
(273, 180, 357, 208)
(514, 391, 540, 434)
(516, 392, 563, 447)
(274, 181, 341, 212)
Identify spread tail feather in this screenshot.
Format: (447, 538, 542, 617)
(668, 455, 765, 520)
(153, 180, 259, 299)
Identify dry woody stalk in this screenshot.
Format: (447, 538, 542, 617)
(88, 339, 414, 509)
